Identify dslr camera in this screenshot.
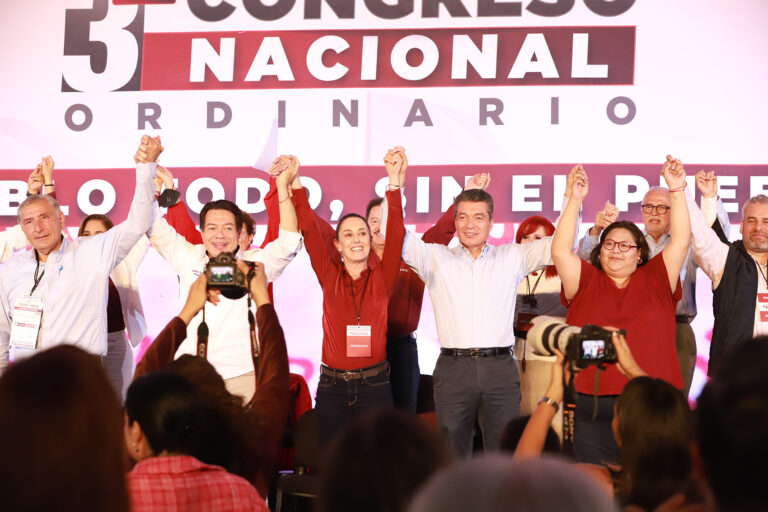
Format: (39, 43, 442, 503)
(526, 316, 620, 369)
(204, 252, 253, 299)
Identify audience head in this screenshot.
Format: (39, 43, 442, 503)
(641, 187, 672, 240)
(239, 212, 255, 252)
(589, 221, 651, 277)
(334, 213, 371, 265)
(17, 194, 65, 256)
(124, 370, 240, 473)
(612, 376, 694, 510)
(740, 194, 768, 254)
(499, 415, 560, 455)
(318, 410, 451, 512)
(696, 338, 768, 512)
(453, 189, 494, 253)
(365, 197, 386, 253)
(409, 455, 615, 512)
(199, 199, 244, 257)
(0, 346, 129, 512)
(79, 213, 114, 237)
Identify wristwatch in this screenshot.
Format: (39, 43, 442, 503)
(539, 396, 559, 413)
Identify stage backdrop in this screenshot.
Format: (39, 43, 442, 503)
(1, 0, 767, 401)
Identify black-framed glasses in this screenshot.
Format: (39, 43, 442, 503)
(641, 204, 671, 215)
(602, 239, 638, 252)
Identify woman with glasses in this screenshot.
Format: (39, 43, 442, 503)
(550, 158, 691, 466)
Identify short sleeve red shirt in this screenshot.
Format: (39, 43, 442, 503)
(562, 253, 683, 395)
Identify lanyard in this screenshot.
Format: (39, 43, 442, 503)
(523, 272, 544, 307)
(757, 259, 768, 288)
(349, 269, 371, 326)
(31, 252, 45, 295)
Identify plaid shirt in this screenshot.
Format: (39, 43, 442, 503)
(128, 455, 268, 512)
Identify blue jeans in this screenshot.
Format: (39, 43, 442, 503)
(315, 363, 394, 445)
(387, 332, 420, 412)
(573, 393, 620, 465)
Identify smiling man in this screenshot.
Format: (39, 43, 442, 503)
(577, 182, 730, 395)
(0, 138, 158, 371)
(146, 168, 301, 399)
(401, 176, 576, 457)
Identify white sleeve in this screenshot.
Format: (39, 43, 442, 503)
(686, 189, 729, 288)
(112, 236, 150, 346)
(0, 269, 11, 371)
(0, 225, 29, 264)
(520, 236, 554, 276)
(242, 229, 302, 283)
(577, 233, 599, 261)
(147, 205, 200, 276)
(401, 231, 433, 284)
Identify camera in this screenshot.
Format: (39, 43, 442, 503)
(204, 252, 253, 299)
(526, 316, 620, 368)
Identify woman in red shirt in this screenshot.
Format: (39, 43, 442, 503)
(550, 157, 691, 465)
(272, 150, 406, 443)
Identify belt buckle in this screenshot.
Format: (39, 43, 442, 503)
(469, 348, 481, 358)
(342, 371, 353, 382)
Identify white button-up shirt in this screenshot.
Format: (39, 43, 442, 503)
(148, 214, 302, 379)
(0, 163, 157, 369)
(402, 234, 554, 349)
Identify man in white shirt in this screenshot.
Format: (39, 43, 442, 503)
(686, 171, 768, 372)
(147, 166, 302, 399)
(0, 136, 160, 370)
(577, 179, 730, 394)
(401, 175, 575, 457)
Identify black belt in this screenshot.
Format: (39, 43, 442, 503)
(440, 346, 512, 357)
(320, 361, 389, 381)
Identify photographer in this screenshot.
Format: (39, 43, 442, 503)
(132, 260, 288, 500)
(551, 158, 690, 465)
(515, 334, 700, 511)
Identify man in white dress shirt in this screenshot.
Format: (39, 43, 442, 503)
(0, 136, 160, 371)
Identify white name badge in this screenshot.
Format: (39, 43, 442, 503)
(10, 295, 43, 350)
(758, 293, 768, 322)
(346, 325, 372, 358)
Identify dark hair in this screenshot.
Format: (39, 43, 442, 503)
(78, 214, 114, 237)
(318, 410, 451, 512)
(335, 213, 370, 241)
(0, 346, 129, 512)
(696, 337, 768, 512)
(613, 377, 694, 510)
(516, 216, 558, 279)
(589, 221, 651, 269)
(199, 199, 243, 232)
(365, 197, 384, 220)
(499, 415, 560, 454)
(453, 189, 494, 220)
(125, 371, 239, 472)
(241, 213, 255, 236)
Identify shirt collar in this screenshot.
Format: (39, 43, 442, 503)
(458, 242, 490, 260)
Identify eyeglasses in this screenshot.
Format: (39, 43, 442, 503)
(641, 204, 671, 215)
(602, 239, 638, 252)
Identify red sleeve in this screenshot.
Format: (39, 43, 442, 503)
(133, 317, 188, 380)
(421, 205, 456, 245)
(381, 189, 405, 295)
(165, 201, 203, 245)
(247, 303, 290, 497)
(293, 188, 337, 279)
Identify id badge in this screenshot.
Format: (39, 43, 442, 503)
(10, 295, 43, 350)
(346, 325, 372, 358)
(515, 306, 539, 333)
(758, 293, 768, 322)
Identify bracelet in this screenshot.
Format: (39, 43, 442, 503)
(279, 196, 291, 203)
(669, 183, 687, 192)
(539, 396, 559, 413)
(44, 183, 55, 188)
(386, 184, 401, 191)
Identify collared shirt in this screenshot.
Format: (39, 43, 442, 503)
(576, 196, 730, 321)
(147, 213, 302, 379)
(128, 455, 267, 512)
(0, 163, 156, 369)
(686, 189, 768, 338)
(402, 234, 554, 349)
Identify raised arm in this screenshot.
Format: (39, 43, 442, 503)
(697, 170, 732, 238)
(660, 156, 692, 293)
(380, 148, 406, 294)
(552, 165, 588, 300)
(157, 165, 205, 246)
(686, 172, 729, 287)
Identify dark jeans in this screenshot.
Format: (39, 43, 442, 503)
(573, 393, 620, 465)
(315, 363, 394, 445)
(433, 353, 520, 458)
(386, 332, 420, 412)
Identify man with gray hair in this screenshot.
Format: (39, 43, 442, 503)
(0, 136, 159, 371)
(578, 176, 729, 394)
(685, 169, 768, 372)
